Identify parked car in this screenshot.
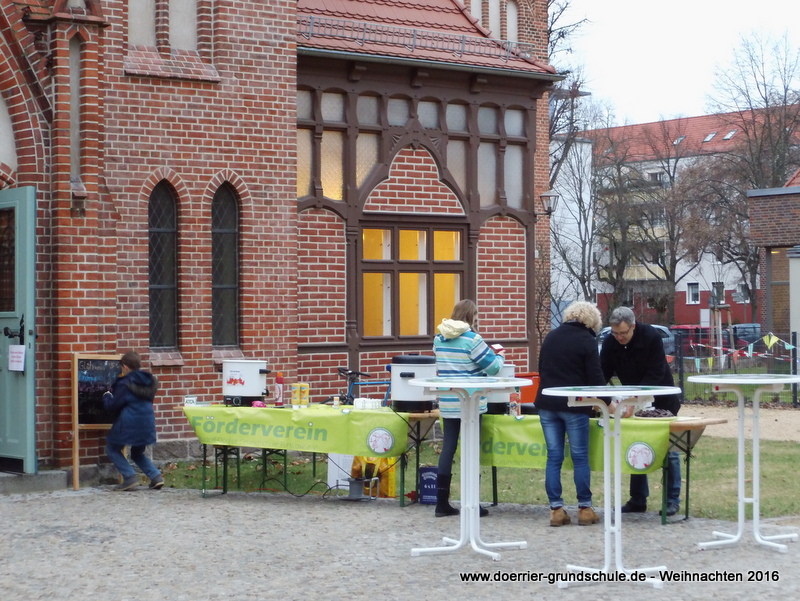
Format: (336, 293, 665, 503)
(729, 323, 762, 345)
(597, 324, 676, 355)
(670, 324, 728, 357)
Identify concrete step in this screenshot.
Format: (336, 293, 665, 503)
(0, 470, 68, 495)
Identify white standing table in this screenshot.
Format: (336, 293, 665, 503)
(687, 373, 800, 553)
(541, 385, 681, 588)
(408, 376, 532, 561)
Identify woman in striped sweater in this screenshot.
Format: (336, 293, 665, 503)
(433, 299, 505, 517)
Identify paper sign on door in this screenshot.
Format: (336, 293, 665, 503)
(8, 345, 25, 371)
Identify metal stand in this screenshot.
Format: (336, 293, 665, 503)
(697, 382, 799, 552)
(561, 395, 666, 588)
(411, 384, 527, 561)
(341, 476, 379, 501)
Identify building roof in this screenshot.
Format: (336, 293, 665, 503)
(586, 112, 751, 164)
(297, 0, 557, 78)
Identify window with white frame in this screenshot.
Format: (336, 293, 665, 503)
(687, 282, 700, 304)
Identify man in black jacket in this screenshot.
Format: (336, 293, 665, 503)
(600, 306, 681, 517)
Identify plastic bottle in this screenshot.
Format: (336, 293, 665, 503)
(274, 372, 284, 407)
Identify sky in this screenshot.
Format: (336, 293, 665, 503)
(557, 0, 800, 125)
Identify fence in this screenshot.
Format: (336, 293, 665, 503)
(673, 330, 799, 408)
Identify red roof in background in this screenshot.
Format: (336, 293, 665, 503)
(587, 112, 750, 164)
(786, 167, 800, 187)
(297, 0, 557, 77)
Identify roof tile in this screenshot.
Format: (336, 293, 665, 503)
(298, 0, 555, 76)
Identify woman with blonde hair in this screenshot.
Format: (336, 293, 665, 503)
(535, 301, 610, 527)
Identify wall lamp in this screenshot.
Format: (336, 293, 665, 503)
(534, 190, 560, 222)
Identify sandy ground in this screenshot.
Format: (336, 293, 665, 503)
(680, 402, 800, 441)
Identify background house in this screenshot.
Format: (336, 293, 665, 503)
(550, 112, 784, 328)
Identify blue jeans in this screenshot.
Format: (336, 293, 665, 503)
(106, 443, 160, 480)
(629, 451, 681, 506)
(539, 409, 592, 508)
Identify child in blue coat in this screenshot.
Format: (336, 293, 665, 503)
(103, 351, 163, 491)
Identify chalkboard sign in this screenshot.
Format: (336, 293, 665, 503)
(72, 353, 122, 490)
(73, 353, 121, 425)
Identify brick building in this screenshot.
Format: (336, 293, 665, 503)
(748, 168, 800, 334)
(1, 0, 557, 480)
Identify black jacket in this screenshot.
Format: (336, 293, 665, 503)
(600, 321, 680, 415)
(535, 321, 608, 415)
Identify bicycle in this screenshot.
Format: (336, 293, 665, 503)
(327, 366, 391, 406)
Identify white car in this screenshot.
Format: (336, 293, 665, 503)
(597, 324, 676, 355)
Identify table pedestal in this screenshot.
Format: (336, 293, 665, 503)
(697, 382, 798, 553)
(411, 387, 527, 561)
(562, 395, 666, 588)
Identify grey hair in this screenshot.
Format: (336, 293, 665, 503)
(563, 301, 603, 334)
(608, 306, 636, 328)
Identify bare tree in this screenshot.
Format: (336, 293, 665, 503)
(550, 98, 608, 311)
(547, 0, 587, 61)
(710, 32, 800, 190)
(547, 0, 590, 189)
(625, 120, 712, 323)
(699, 32, 800, 319)
(588, 110, 639, 313)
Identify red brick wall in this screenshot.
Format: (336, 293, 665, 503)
(477, 216, 531, 370)
(749, 192, 800, 247)
(4, 1, 298, 468)
(297, 208, 347, 347)
(363, 147, 465, 214)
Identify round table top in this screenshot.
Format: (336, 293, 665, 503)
(687, 373, 800, 385)
(409, 376, 533, 390)
(542, 385, 682, 397)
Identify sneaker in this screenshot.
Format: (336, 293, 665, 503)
(664, 502, 680, 517)
(149, 474, 164, 490)
(549, 507, 571, 527)
(578, 506, 600, 525)
(113, 475, 139, 491)
(620, 501, 647, 513)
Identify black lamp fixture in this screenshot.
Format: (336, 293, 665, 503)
(534, 190, 560, 222)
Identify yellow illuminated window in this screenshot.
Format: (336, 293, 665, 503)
(399, 230, 426, 261)
(363, 229, 391, 261)
(433, 230, 460, 261)
(361, 225, 465, 340)
(363, 272, 391, 337)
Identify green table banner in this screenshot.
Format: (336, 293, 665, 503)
(480, 414, 670, 474)
(183, 404, 409, 457)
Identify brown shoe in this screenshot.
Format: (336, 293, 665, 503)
(578, 506, 600, 525)
(549, 507, 571, 527)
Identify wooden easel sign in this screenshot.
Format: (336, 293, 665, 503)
(72, 353, 121, 490)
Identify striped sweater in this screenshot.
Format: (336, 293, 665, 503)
(433, 319, 505, 418)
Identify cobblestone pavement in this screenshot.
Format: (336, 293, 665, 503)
(1, 487, 798, 601)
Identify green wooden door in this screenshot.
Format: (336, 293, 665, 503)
(0, 186, 36, 474)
